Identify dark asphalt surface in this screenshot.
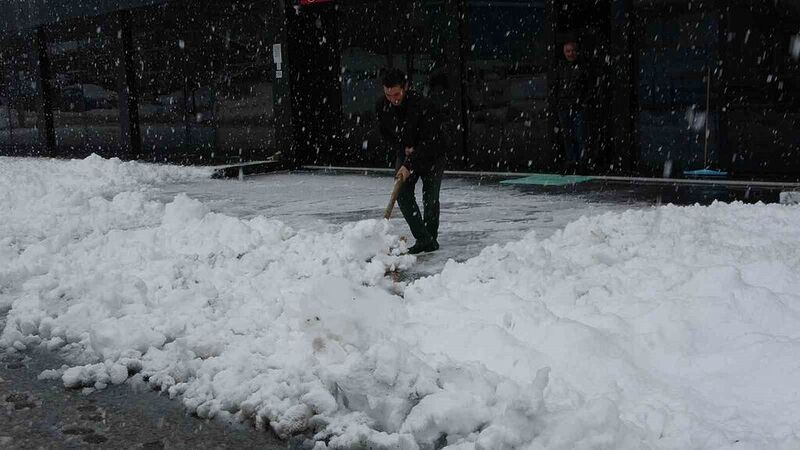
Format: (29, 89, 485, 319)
(0, 334, 286, 449)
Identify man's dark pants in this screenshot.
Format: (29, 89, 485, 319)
(558, 107, 587, 167)
(396, 157, 443, 246)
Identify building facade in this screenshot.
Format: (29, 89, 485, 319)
(1, 0, 798, 178)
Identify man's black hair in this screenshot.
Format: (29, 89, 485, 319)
(558, 31, 578, 46)
(382, 68, 408, 88)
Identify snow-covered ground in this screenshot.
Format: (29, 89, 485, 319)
(2, 155, 800, 449)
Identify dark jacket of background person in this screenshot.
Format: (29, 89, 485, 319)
(553, 59, 590, 110)
(374, 90, 445, 172)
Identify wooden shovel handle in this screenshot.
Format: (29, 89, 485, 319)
(384, 177, 404, 219)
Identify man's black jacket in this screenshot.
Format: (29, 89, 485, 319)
(374, 90, 445, 172)
(552, 59, 590, 110)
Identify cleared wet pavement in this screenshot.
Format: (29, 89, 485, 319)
(155, 171, 786, 278)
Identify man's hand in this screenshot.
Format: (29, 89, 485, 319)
(396, 166, 411, 182)
(405, 146, 415, 157)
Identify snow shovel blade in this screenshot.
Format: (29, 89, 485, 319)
(384, 178, 404, 219)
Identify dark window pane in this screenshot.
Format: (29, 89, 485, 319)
(466, 0, 549, 171)
(0, 32, 46, 155)
(340, 0, 408, 168)
(133, 1, 276, 164)
(635, 5, 719, 175)
(47, 18, 123, 157)
(724, 3, 800, 176)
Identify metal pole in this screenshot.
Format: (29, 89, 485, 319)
(35, 26, 56, 156)
(703, 66, 711, 168)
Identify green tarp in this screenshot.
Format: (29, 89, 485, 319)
(683, 169, 728, 178)
(500, 174, 594, 186)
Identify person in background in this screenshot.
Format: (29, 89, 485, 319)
(553, 40, 590, 174)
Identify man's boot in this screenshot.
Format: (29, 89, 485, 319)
(408, 239, 439, 255)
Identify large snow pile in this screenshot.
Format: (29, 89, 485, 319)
(2, 156, 800, 449)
